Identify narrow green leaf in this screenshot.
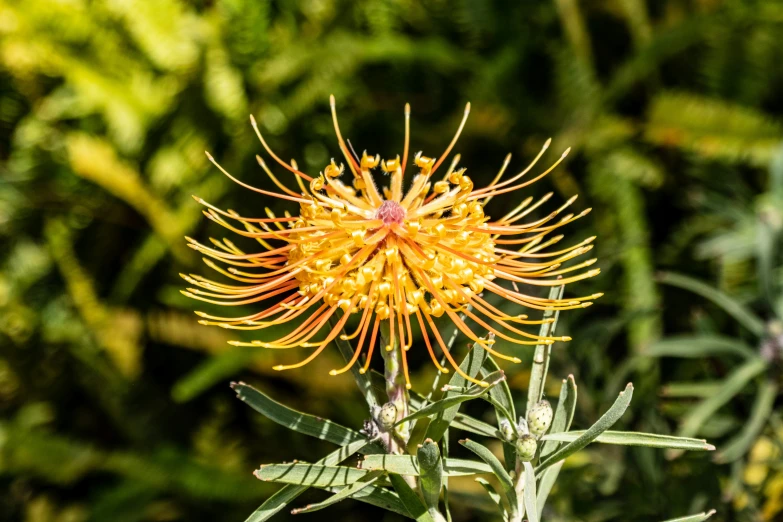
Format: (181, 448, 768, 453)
(452, 413, 501, 438)
(243, 485, 308, 522)
(323, 484, 410, 517)
(483, 356, 517, 424)
(242, 438, 370, 522)
(390, 474, 436, 522)
(442, 430, 452, 522)
(482, 355, 517, 471)
(536, 461, 564, 520)
(563, 375, 577, 431)
(426, 341, 488, 442)
(538, 383, 634, 474)
(542, 430, 715, 451)
(716, 380, 778, 463)
(541, 375, 577, 459)
(173, 347, 262, 402)
(423, 315, 467, 409)
(662, 381, 725, 398)
(361, 455, 419, 476)
(527, 285, 565, 413)
(677, 358, 767, 444)
(360, 455, 492, 476)
(291, 470, 384, 514)
(522, 461, 538, 522)
(459, 439, 518, 516)
(480, 394, 516, 432)
(232, 382, 366, 447)
(647, 336, 757, 359)
(254, 463, 367, 487)
(442, 458, 494, 476)
(475, 478, 508, 521)
(397, 371, 504, 426)
(658, 510, 716, 522)
(657, 272, 765, 336)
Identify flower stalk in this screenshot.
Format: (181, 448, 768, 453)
(381, 322, 411, 453)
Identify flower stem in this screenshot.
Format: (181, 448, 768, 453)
(380, 322, 411, 453)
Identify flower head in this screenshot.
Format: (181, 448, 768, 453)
(182, 97, 601, 388)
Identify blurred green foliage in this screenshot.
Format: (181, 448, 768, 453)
(1, 0, 783, 520)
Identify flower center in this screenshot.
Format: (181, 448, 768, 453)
(376, 200, 406, 226)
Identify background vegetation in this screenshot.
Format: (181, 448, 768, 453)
(1, 0, 782, 520)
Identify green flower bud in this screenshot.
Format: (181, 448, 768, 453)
(379, 402, 397, 429)
(416, 439, 443, 511)
(499, 419, 516, 441)
(527, 400, 553, 437)
(516, 434, 537, 461)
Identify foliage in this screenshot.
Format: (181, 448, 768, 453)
(651, 161, 783, 517)
(1, 0, 783, 521)
(233, 306, 714, 521)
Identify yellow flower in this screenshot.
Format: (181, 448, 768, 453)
(182, 97, 600, 388)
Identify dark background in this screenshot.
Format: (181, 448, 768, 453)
(1, 0, 782, 520)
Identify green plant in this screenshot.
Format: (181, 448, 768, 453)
(233, 287, 715, 521)
(3, 1, 782, 519)
(647, 149, 783, 518)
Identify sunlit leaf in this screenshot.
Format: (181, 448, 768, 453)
(527, 285, 565, 413)
(389, 473, 436, 522)
(538, 383, 634, 473)
(323, 483, 410, 518)
(522, 461, 538, 522)
(482, 356, 517, 471)
(452, 413, 501, 438)
(475, 477, 508, 520)
(242, 438, 371, 522)
(542, 430, 714, 451)
(254, 463, 367, 487)
(459, 439, 518, 516)
(536, 461, 563, 520)
(173, 347, 262, 402)
(396, 371, 504, 426)
(291, 470, 384, 514)
(425, 342, 488, 442)
(360, 455, 493, 477)
(232, 382, 369, 447)
(541, 375, 577, 459)
(658, 510, 716, 522)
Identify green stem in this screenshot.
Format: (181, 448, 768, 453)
(380, 322, 411, 452)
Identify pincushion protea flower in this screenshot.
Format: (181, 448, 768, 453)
(182, 96, 600, 388)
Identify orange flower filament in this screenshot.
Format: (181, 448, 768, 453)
(182, 97, 601, 388)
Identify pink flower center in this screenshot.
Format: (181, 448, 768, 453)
(376, 200, 405, 226)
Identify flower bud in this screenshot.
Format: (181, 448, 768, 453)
(499, 419, 516, 441)
(379, 402, 397, 429)
(527, 400, 553, 437)
(516, 434, 537, 461)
